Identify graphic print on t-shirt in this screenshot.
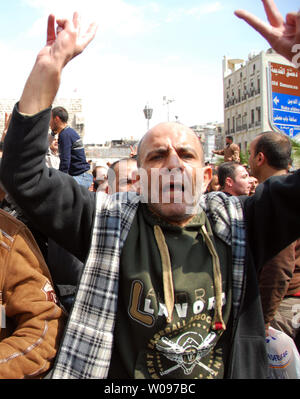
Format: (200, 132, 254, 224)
(129, 279, 227, 379)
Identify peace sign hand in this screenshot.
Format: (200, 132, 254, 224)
(235, 0, 300, 68)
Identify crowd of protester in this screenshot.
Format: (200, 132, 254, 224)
(0, 0, 298, 380)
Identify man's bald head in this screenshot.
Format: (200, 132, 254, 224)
(137, 122, 204, 167)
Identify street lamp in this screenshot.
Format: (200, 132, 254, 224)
(163, 96, 175, 122)
(143, 104, 153, 130)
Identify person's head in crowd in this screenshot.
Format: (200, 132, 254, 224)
(249, 131, 292, 183)
(50, 137, 59, 154)
(92, 162, 108, 192)
(136, 122, 212, 225)
(50, 106, 69, 134)
(225, 136, 234, 146)
(248, 175, 258, 196)
(205, 170, 220, 193)
(218, 161, 251, 196)
(108, 157, 138, 194)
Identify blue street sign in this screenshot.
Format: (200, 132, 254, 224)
(271, 92, 300, 137)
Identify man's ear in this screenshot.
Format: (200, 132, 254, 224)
(202, 166, 212, 193)
(256, 152, 265, 165)
(134, 171, 141, 195)
(225, 177, 233, 188)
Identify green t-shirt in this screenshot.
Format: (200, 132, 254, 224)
(108, 203, 232, 379)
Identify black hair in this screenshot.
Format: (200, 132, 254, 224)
(254, 131, 291, 170)
(52, 106, 69, 123)
(217, 161, 240, 189)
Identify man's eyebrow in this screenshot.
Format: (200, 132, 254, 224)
(177, 145, 197, 153)
(144, 144, 199, 160)
(145, 147, 169, 158)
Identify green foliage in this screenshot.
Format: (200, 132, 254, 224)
(239, 150, 249, 166)
(212, 154, 224, 166)
(291, 139, 300, 168)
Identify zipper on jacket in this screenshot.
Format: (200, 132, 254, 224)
(0, 291, 6, 329)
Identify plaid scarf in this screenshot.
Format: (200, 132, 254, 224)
(51, 191, 246, 379)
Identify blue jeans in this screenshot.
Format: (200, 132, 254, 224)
(73, 172, 93, 189)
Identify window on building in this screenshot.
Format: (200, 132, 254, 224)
(237, 114, 242, 130)
(242, 113, 247, 128)
(251, 109, 255, 124)
(257, 106, 261, 122)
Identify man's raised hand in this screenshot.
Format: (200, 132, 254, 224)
(235, 0, 300, 68)
(19, 13, 97, 115)
(38, 12, 98, 70)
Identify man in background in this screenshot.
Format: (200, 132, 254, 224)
(212, 136, 240, 163)
(217, 162, 250, 196)
(50, 106, 92, 188)
(107, 157, 138, 194)
(92, 161, 108, 192)
(249, 131, 300, 351)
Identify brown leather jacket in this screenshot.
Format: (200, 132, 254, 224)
(214, 143, 240, 163)
(0, 210, 65, 379)
(259, 238, 300, 324)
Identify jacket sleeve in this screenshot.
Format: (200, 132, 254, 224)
(231, 144, 240, 162)
(0, 216, 66, 379)
(244, 171, 300, 271)
(258, 241, 296, 324)
(213, 149, 225, 156)
(0, 104, 95, 262)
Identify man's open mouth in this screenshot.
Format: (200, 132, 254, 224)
(162, 182, 185, 192)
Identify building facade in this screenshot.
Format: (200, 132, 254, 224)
(0, 97, 85, 140)
(222, 48, 298, 153)
(85, 138, 138, 165)
(191, 122, 224, 162)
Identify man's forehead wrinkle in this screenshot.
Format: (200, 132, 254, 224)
(139, 123, 202, 163)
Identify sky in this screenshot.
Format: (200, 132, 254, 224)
(0, 0, 298, 144)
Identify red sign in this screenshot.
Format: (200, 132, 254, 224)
(270, 62, 300, 96)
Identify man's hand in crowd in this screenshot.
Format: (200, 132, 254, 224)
(19, 13, 97, 115)
(40, 13, 97, 71)
(235, 0, 300, 68)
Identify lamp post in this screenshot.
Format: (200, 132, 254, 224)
(163, 96, 175, 122)
(143, 104, 153, 130)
